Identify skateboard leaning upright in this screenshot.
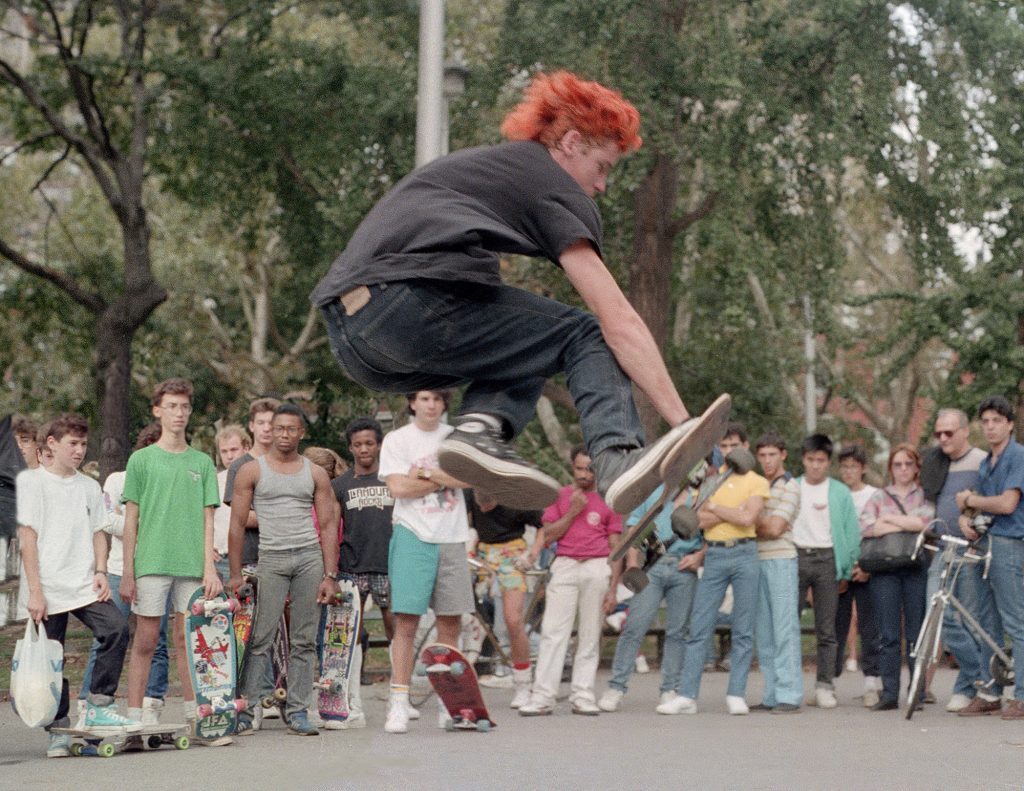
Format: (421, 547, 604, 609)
(612, 393, 734, 563)
(316, 579, 362, 727)
(420, 643, 495, 732)
(186, 588, 245, 742)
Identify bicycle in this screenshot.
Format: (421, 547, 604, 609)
(408, 557, 550, 706)
(905, 523, 1014, 720)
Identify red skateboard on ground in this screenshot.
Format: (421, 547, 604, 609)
(419, 643, 495, 732)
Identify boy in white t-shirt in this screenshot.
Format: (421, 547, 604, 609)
(16, 414, 140, 758)
(214, 424, 251, 580)
(379, 390, 474, 734)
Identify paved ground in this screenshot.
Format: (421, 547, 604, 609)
(1, 666, 1022, 789)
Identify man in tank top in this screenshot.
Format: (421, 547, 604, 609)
(228, 404, 340, 736)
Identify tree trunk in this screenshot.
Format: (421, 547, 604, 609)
(628, 152, 681, 441)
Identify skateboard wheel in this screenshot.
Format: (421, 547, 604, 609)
(147, 735, 162, 749)
(444, 719, 455, 732)
(238, 584, 253, 598)
(670, 506, 700, 539)
(726, 447, 756, 475)
(99, 743, 116, 758)
(274, 687, 287, 701)
(476, 719, 491, 732)
(261, 696, 275, 709)
(621, 567, 649, 594)
(233, 698, 246, 713)
(175, 736, 190, 750)
(449, 661, 465, 677)
(70, 743, 83, 757)
(197, 703, 213, 718)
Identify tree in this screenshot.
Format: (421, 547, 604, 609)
(0, 2, 168, 475)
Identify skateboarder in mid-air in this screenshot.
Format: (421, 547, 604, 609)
(312, 70, 715, 514)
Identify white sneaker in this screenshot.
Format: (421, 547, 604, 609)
(511, 668, 532, 709)
(262, 704, 281, 720)
(845, 657, 859, 673)
(407, 704, 421, 721)
(437, 699, 453, 729)
(384, 703, 409, 734)
(815, 688, 837, 709)
(726, 696, 749, 715)
(518, 698, 554, 716)
(599, 689, 625, 712)
(338, 711, 367, 729)
(571, 698, 600, 716)
(635, 655, 650, 674)
(479, 673, 514, 689)
(142, 696, 164, 726)
(946, 693, 974, 712)
(656, 694, 697, 715)
(863, 688, 880, 708)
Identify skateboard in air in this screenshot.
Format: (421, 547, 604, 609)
(186, 588, 245, 741)
(419, 643, 495, 731)
(316, 579, 362, 727)
(52, 724, 190, 757)
(611, 393, 734, 564)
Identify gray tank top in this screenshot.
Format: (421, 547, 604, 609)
(253, 456, 318, 551)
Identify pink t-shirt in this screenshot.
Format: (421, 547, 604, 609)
(542, 487, 622, 559)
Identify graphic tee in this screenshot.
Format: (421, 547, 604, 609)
(378, 422, 468, 544)
(122, 444, 219, 578)
(542, 486, 622, 560)
(333, 469, 394, 574)
(16, 467, 105, 618)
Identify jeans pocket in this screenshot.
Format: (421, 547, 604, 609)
(355, 285, 452, 370)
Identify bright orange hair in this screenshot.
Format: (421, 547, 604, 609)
(500, 71, 642, 153)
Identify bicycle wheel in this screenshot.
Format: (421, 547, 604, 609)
(906, 602, 942, 720)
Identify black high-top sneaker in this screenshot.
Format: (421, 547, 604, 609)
(438, 414, 560, 509)
(594, 419, 698, 514)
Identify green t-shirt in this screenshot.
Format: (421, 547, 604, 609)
(122, 444, 220, 578)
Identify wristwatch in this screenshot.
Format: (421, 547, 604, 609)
(323, 571, 338, 580)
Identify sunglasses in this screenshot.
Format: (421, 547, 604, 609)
(933, 429, 958, 439)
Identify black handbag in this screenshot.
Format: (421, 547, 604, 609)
(858, 489, 928, 573)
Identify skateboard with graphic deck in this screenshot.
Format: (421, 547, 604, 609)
(52, 724, 190, 757)
(419, 643, 494, 732)
(186, 588, 245, 740)
(316, 579, 362, 726)
(611, 393, 733, 564)
(233, 574, 257, 677)
(260, 610, 289, 719)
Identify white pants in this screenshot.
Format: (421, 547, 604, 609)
(531, 556, 611, 705)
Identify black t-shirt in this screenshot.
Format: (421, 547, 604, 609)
(310, 141, 604, 305)
(332, 469, 394, 575)
(223, 452, 260, 566)
(465, 489, 542, 545)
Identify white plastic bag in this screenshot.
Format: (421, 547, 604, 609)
(10, 620, 63, 728)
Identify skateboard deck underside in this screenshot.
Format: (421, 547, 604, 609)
(420, 643, 493, 729)
(318, 581, 361, 722)
(186, 589, 239, 740)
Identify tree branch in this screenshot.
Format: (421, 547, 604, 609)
(0, 130, 58, 165)
(668, 190, 718, 237)
(0, 235, 105, 312)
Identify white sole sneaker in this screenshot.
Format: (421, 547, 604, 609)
(603, 421, 696, 515)
(438, 438, 560, 510)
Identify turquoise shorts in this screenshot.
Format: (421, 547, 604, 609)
(388, 523, 473, 616)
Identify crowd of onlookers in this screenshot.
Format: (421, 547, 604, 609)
(7, 385, 1024, 758)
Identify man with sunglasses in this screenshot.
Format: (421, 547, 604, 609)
(920, 408, 989, 713)
(228, 404, 340, 736)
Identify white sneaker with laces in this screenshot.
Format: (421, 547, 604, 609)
(726, 695, 749, 715)
(599, 689, 624, 712)
(656, 694, 697, 715)
(946, 693, 973, 712)
(815, 688, 838, 709)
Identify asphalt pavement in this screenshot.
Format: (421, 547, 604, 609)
(1, 666, 1021, 790)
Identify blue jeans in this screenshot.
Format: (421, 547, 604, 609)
(608, 555, 698, 694)
(987, 536, 1024, 700)
(677, 542, 760, 699)
(80, 573, 169, 701)
(321, 281, 643, 455)
(926, 545, 1001, 698)
(755, 556, 803, 707)
(869, 567, 927, 704)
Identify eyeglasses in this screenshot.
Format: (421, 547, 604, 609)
(272, 426, 302, 436)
